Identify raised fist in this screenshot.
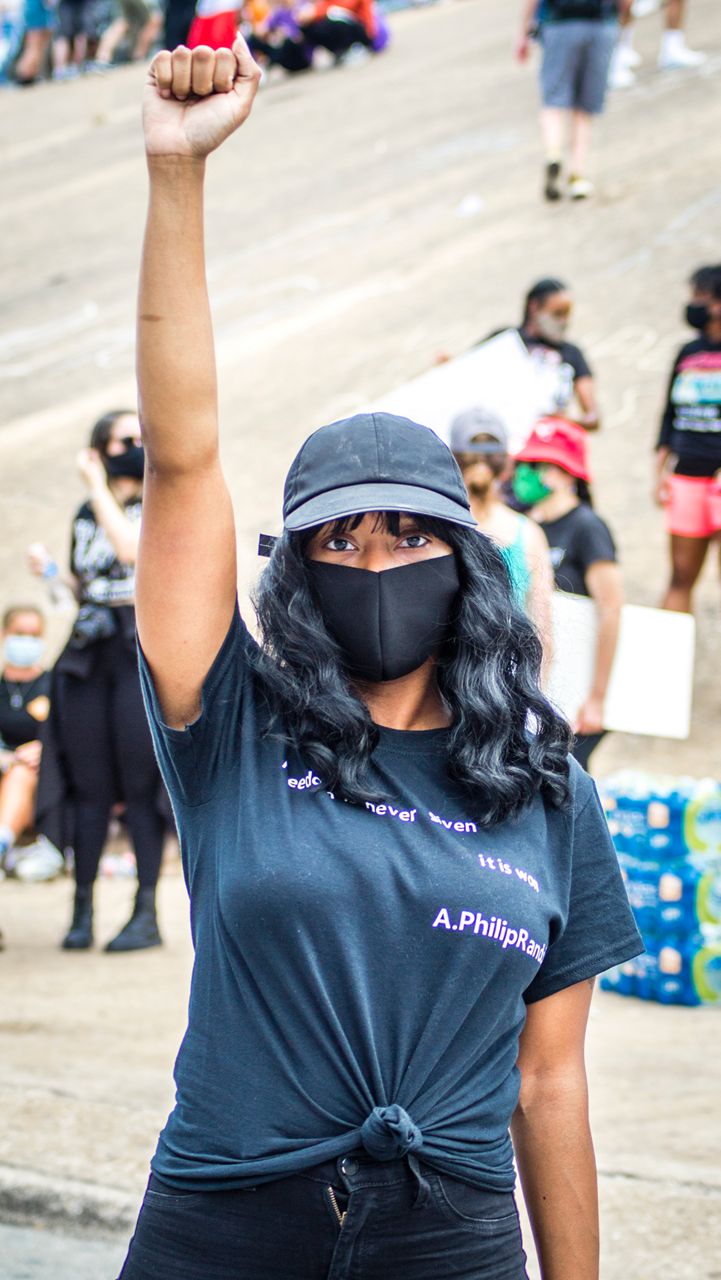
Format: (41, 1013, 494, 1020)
(143, 39, 261, 161)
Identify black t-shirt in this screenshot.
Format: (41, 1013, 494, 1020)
(138, 606, 641, 1194)
(540, 504, 616, 597)
(0, 671, 52, 750)
(657, 338, 721, 478)
(543, 0, 619, 19)
(70, 499, 141, 605)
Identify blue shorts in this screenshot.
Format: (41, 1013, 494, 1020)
(22, 0, 55, 31)
(540, 20, 618, 115)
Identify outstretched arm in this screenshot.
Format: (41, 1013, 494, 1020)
(135, 41, 261, 729)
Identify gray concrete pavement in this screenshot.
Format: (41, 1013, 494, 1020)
(3, 1, 721, 1275)
(1, 1223, 127, 1280)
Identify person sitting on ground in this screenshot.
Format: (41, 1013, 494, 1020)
(655, 264, 721, 614)
(0, 605, 62, 882)
(450, 407, 554, 658)
(295, 0, 386, 61)
(513, 417, 622, 772)
(245, 0, 313, 73)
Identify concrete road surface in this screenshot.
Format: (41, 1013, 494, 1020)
(2, 0, 721, 1276)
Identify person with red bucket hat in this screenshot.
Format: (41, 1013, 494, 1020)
(513, 417, 623, 771)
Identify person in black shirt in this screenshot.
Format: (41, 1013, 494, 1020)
(514, 417, 622, 771)
(517, 278, 599, 428)
(118, 43, 641, 1280)
(31, 410, 168, 952)
(0, 606, 54, 874)
(655, 265, 721, 613)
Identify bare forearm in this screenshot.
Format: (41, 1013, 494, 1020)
(590, 606, 619, 701)
(138, 157, 218, 472)
(512, 1080, 599, 1279)
(87, 482, 140, 563)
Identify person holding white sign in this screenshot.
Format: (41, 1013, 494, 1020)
(514, 418, 622, 770)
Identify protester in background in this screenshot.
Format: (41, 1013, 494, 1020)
(188, 0, 240, 50)
(516, 0, 632, 201)
(163, 0, 196, 50)
(31, 410, 167, 953)
(515, 417, 622, 771)
(611, 0, 706, 87)
(0, 606, 63, 883)
(655, 265, 721, 613)
(246, 0, 313, 72)
(94, 0, 162, 67)
(517, 277, 599, 427)
(450, 407, 554, 656)
(13, 0, 54, 83)
(54, 0, 102, 74)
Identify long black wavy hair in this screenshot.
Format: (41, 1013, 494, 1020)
(250, 513, 572, 827)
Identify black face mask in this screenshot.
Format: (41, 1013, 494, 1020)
(685, 303, 710, 331)
(306, 554, 460, 684)
(104, 445, 145, 480)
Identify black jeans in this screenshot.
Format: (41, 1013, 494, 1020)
(118, 1156, 528, 1279)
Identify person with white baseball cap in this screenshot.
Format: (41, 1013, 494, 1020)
(118, 39, 642, 1280)
(450, 407, 554, 658)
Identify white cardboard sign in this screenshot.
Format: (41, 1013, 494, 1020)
(361, 329, 560, 453)
(547, 592, 695, 740)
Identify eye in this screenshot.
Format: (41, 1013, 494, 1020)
(399, 534, 430, 549)
(324, 537, 356, 553)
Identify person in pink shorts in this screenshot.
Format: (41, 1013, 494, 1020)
(656, 265, 721, 612)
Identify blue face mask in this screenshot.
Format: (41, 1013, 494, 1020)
(3, 635, 44, 668)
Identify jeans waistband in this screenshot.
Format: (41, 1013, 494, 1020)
(299, 1151, 432, 1207)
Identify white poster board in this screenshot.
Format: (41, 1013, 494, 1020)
(547, 593, 695, 740)
(361, 330, 561, 453)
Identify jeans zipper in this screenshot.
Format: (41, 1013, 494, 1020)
(327, 1186, 347, 1228)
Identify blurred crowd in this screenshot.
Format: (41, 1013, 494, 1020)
(0, 0, 393, 84)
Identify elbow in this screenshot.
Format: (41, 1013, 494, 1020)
(515, 1063, 589, 1119)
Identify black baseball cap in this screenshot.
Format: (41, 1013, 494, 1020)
(282, 412, 477, 532)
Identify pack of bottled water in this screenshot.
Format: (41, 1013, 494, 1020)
(598, 772, 721, 1007)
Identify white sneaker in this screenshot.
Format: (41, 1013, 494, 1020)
(568, 175, 594, 200)
(658, 37, 707, 70)
(609, 55, 636, 89)
(13, 836, 65, 883)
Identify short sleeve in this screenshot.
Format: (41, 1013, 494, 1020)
(524, 781, 643, 1004)
(138, 604, 257, 809)
(563, 342, 592, 381)
(573, 511, 617, 576)
(657, 347, 685, 450)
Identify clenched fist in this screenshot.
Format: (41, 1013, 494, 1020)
(143, 39, 261, 161)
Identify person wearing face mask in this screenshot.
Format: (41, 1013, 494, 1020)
(449, 407, 554, 656)
(655, 265, 721, 614)
(516, 277, 599, 429)
(0, 606, 63, 890)
(513, 418, 623, 771)
(116, 43, 642, 1280)
(31, 410, 168, 953)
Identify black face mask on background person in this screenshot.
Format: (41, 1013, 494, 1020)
(104, 445, 145, 480)
(685, 303, 710, 331)
(306, 554, 460, 684)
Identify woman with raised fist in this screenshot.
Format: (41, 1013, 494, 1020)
(119, 39, 641, 1280)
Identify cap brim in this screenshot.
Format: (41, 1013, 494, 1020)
(284, 483, 477, 532)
